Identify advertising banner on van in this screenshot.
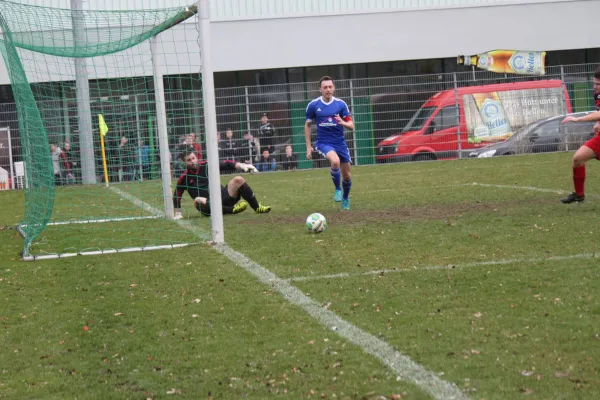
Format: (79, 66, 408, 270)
(463, 86, 565, 143)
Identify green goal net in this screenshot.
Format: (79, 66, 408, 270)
(0, 1, 210, 259)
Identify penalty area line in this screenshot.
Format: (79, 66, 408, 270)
(285, 253, 598, 282)
(111, 187, 468, 400)
(468, 182, 600, 201)
(468, 182, 600, 199)
(467, 182, 565, 194)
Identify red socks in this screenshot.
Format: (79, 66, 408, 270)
(573, 165, 586, 196)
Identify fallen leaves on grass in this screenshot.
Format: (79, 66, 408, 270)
(519, 388, 534, 395)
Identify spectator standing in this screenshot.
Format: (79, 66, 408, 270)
(137, 140, 151, 180)
(222, 128, 240, 160)
(257, 112, 276, 153)
(119, 136, 137, 181)
(62, 141, 76, 184)
(50, 143, 68, 186)
(185, 132, 203, 161)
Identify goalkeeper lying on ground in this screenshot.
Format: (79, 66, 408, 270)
(173, 146, 271, 219)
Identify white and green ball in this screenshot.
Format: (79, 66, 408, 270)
(306, 213, 327, 233)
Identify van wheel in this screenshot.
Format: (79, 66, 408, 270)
(413, 153, 436, 162)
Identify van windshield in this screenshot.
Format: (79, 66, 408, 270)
(402, 106, 436, 133)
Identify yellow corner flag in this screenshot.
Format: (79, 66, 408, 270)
(99, 114, 109, 136)
(98, 114, 110, 187)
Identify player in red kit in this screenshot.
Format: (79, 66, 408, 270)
(560, 66, 600, 203)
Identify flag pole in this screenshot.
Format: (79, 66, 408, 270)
(99, 114, 110, 187)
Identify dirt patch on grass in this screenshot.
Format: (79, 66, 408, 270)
(240, 198, 556, 226)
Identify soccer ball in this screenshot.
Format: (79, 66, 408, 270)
(306, 213, 327, 233)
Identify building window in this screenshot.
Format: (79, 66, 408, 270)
(544, 49, 586, 66)
(214, 71, 237, 88)
(350, 64, 367, 79)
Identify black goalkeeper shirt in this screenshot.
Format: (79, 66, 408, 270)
(173, 160, 236, 209)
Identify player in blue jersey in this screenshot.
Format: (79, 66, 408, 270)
(305, 76, 355, 210)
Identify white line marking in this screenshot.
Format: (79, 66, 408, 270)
(47, 215, 160, 226)
(22, 216, 160, 228)
(23, 243, 196, 261)
(468, 182, 565, 194)
(286, 253, 597, 282)
(110, 187, 211, 241)
(469, 182, 600, 199)
(111, 188, 468, 400)
(213, 244, 467, 400)
(109, 187, 167, 217)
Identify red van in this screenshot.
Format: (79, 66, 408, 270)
(375, 80, 572, 162)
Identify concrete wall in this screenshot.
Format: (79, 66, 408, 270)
(211, 0, 599, 71)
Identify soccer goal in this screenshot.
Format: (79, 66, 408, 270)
(0, 0, 224, 260)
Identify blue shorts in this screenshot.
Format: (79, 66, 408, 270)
(315, 142, 352, 164)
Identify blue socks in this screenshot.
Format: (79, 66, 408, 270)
(332, 168, 351, 200)
(342, 179, 352, 200)
(330, 168, 341, 190)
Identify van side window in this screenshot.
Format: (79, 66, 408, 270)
(429, 106, 459, 133)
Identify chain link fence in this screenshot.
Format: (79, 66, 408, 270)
(0, 63, 597, 188)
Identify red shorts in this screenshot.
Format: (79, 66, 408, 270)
(584, 134, 600, 159)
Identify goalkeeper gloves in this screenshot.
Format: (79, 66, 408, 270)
(239, 163, 258, 173)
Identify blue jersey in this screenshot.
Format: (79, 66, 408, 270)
(306, 96, 351, 144)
